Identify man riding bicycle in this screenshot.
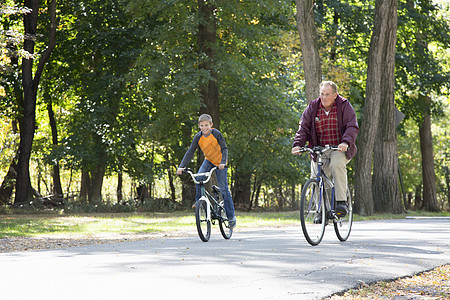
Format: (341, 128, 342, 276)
(291, 81, 359, 221)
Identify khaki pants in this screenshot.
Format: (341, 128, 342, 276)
(310, 150, 350, 202)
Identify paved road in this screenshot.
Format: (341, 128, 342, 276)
(0, 218, 449, 300)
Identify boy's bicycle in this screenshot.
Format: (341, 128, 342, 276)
(295, 145, 353, 246)
(183, 167, 233, 242)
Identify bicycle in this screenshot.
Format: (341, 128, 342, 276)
(183, 167, 233, 242)
(295, 145, 353, 246)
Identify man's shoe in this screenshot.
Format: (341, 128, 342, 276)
(313, 213, 322, 224)
(228, 216, 237, 228)
(335, 201, 348, 217)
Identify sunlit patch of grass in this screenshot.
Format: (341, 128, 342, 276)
(235, 211, 300, 227)
(0, 210, 448, 239)
(0, 212, 197, 238)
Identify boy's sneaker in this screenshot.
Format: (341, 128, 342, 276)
(335, 201, 348, 217)
(192, 200, 199, 209)
(228, 216, 237, 228)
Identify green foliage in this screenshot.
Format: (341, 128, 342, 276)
(395, 0, 450, 122)
(1, 0, 449, 211)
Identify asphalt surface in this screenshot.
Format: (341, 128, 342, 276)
(0, 218, 448, 300)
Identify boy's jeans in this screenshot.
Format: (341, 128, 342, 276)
(195, 160, 235, 220)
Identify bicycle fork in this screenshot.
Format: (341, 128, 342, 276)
(199, 195, 211, 221)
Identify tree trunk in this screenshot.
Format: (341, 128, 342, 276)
(80, 169, 90, 204)
(291, 184, 298, 210)
(197, 0, 219, 128)
(167, 165, 176, 203)
(117, 169, 123, 204)
(0, 150, 19, 205)
(89, 163, 105, 204)
(276, 186, 285, 210)
(445, 166, 450, 212)
(250, 176, 262, 210)
(137, 184, 149, 202)
(372, 1, 402, 214)
(295, 0, 322, 103)
(232, 172, 251, 210)
(414, 183, 422, 210)
(15, 0, 57, 204)
(181, 176, 196, 207)
(419, 107, 439, 212)
(47, 102, 63, 198)
(354, 0, 397, 216)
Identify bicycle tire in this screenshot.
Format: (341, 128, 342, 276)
(195, 199, 211, 242)
(300, 178, 326, 246)
(218, 201, 232, 239)
(334, 187, 353, 241)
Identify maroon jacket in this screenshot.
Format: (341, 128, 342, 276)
(292, 95, 359, 160)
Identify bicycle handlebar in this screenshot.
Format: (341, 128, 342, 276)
(293, 145, 340, 155)
(182, 167, 217, 185)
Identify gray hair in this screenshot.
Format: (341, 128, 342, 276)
(319, 81, 338, 94)
(198, 113, 213, 123)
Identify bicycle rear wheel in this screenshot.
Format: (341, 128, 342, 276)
(195, 199, 211, 242)
(300, 178, 326, 246)
(218, 201, 233, 239)
(334, 187, 353, 241)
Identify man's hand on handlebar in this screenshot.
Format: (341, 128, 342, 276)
(291, 146, 302, 155)
(338, 143, 348, 152)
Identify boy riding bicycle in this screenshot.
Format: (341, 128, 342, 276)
(291, 81, 359, 221)
(177, 114, 237, 228)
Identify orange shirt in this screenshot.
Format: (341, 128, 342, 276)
(179, 128, 228, 167)
(198, 132, 223, 165)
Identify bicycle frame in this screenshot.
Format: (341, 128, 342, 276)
(185, 167, 226, 223)
(314, 155, 336, 216)
(182, 167, 233, 242)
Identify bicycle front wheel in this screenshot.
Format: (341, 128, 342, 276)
(300, 178, 326, 246)
(218, 201, 232, 239)
(334, 187, 353, 241)
(195, 199, 211, 242)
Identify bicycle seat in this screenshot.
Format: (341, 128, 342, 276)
(212, 185, 221, 193)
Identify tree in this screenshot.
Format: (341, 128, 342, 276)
(372, 0, 403, 214)
(198, 0, 220, 128)
(46, 0, 148, 203)
(295, 0, 321, 103)
(419, 96, 438, 211)
(354, 0, 398, 216)
(0, 3, 29, 204)
(15, 0, 57, 204)
(127, 0, 299, 207)
(395, 0, 450, 212)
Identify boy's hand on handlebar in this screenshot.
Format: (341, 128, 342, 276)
(176, 168, 184, 175)
(218, 164, 226, 170)
(338, 143, 348, 152)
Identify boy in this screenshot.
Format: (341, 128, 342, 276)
(177, 114, 236, 228)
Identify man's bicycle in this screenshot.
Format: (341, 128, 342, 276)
(295, 145, 353, 246)
(183, 167, 233, 242)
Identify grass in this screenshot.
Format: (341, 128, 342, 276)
(0, 210, 448, 239)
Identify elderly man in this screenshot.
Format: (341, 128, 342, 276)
(291, 81, 359, 221)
